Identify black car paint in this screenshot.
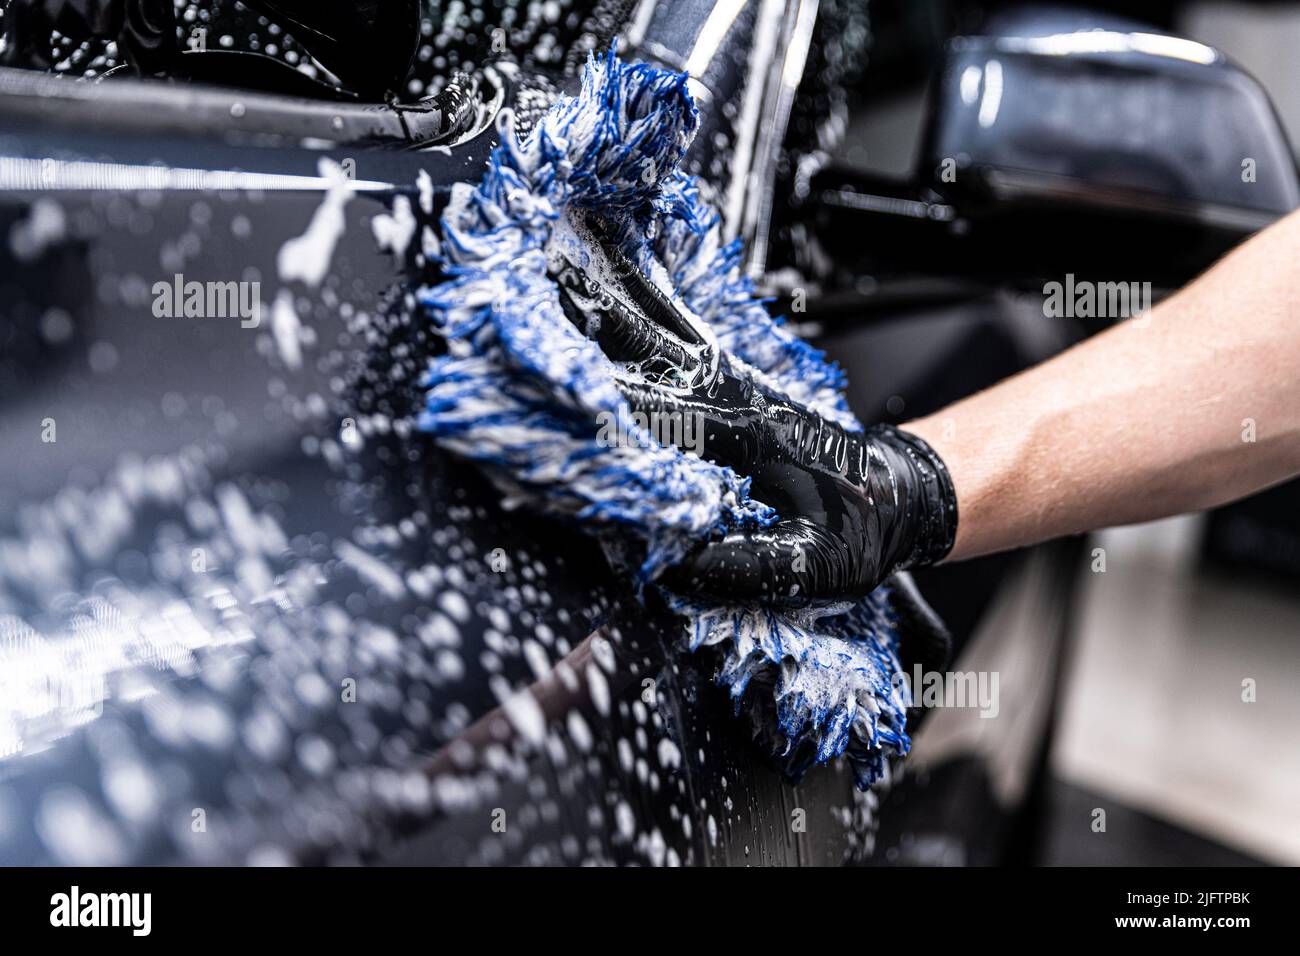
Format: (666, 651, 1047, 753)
(0, 5, 1100, 866)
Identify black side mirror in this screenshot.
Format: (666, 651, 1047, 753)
(924, 8, 1299, 232)
(802, 7, 1298, 297)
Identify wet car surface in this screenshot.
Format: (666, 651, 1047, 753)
(0, 0, 1082, 866)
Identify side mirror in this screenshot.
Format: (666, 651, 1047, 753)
(801, 8, 1298, 298)
(923, 8, 1298, 239)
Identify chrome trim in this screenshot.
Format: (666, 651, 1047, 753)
(736, 0, 820, 278)
(0, 156, 394, 193)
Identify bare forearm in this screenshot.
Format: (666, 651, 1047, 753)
(905, 209, 1300, 562)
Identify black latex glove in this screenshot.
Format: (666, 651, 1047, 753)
(552, 237, 959, 609)
(624, 370, 958, 606)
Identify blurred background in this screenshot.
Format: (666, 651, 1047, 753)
(823, 0, 1300, 864)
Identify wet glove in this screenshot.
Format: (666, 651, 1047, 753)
(551, 231, 959, 608)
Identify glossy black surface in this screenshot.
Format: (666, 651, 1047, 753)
(925, 9, 1299, 222)
(0, 0, 1127, 866)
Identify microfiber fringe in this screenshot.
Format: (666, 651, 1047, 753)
(681, 590, 911, 783)
(418, 47, 911, 788)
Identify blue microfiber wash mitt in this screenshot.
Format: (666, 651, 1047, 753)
(418, 48, 911, 788)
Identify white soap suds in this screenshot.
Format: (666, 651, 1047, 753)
(9, 198, 66, 262)
(271, 290, 302, 371)
(335, 540, 406, 599)
(416, 169, 435, 214)
(276, 158, 354, 287)
(372, 194, 417, 258)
